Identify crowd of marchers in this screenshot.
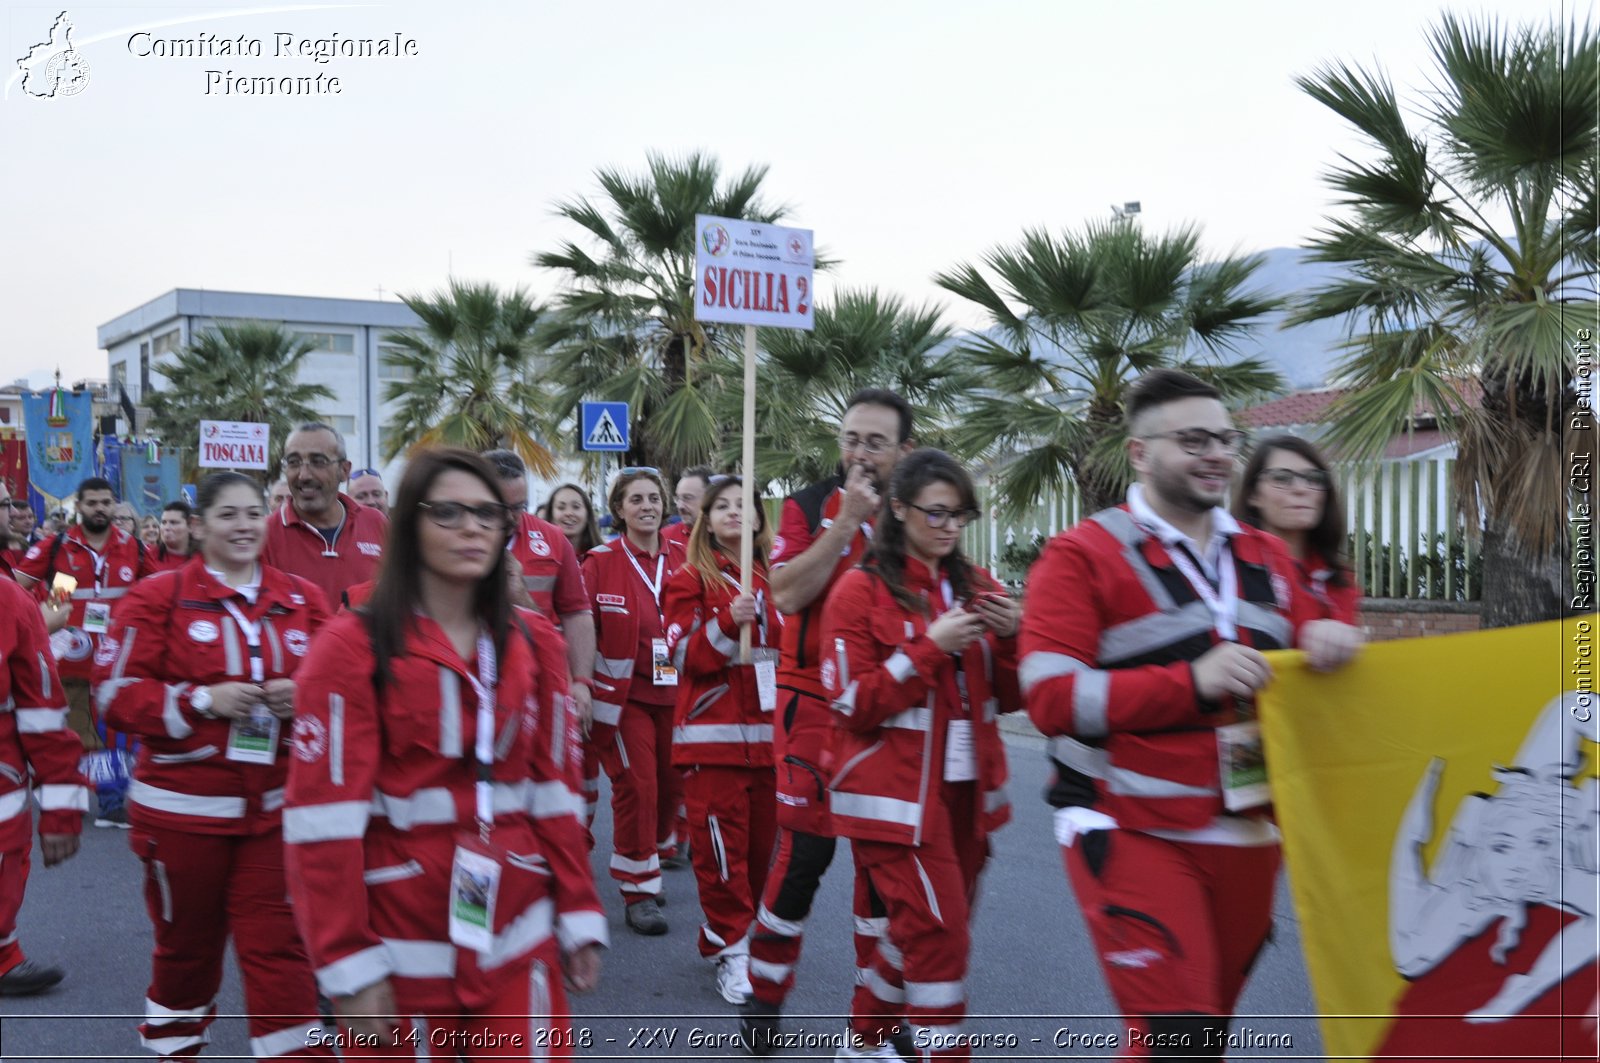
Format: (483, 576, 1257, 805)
(0, 369, 1363, 1062)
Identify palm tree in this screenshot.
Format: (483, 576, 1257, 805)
(380, 280, 558, 476)
(145, 321, 335, 481)
(1291, 13, 1598, 627)
(707, 288, 974, 489)
(532, 152, 787, 477)
(937, 219, 1283, 515)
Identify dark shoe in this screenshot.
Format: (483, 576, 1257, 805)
(660, 841, 691, 870)
(741, 1001, 781, 1056)
(888, 1028, 918, 1061)
(624, 898, 668, 936)
(94, 806, 129, 829)
(0, 959, 64, 996)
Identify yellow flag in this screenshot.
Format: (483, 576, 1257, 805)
(1260, 616, 1599, 1062)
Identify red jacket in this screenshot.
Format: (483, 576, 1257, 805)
(662, 556, 781, 769)
(0, 578, 86, 850)
(508, 513, 589, 619)
(261, 494, 387, 609)
(821, 562, 1018, 848)
(1020, 504, 1325, 832)
(93, 559, 330, 835)
(580, 536, 686, 735)
(16, 525, 154, 680)
(660, 521, 691, 549)
(1295, 552, 1361, 624)
(284, 607, 603, 1008)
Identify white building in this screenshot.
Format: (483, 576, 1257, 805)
(97, 289, 422, 472)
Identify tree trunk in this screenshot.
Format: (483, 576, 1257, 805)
(1478, 517, 1567, 628)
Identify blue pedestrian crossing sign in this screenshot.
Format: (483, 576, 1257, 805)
(580, 402, 630, 452)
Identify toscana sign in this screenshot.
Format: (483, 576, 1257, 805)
(198, 420, 270, 470)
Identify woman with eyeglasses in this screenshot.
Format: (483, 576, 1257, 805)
(540, 486, 603, 558)
(1234, 434, 1360, 623)
(580, 468, 686, 936)
(110, 502, 138, 537)
(285, 448, 604, 1057)
(94, 471, 335, 1061)
(659, 474, 781, 1005)
(820, 448, 1021, 1060)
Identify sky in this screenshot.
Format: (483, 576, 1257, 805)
(0, 0, 1570, 389)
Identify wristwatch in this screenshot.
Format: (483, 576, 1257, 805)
(190, 685, 215, 717)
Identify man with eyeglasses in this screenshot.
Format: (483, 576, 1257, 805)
(1, 494, 39, 578)
(1020, 370, 1362, 1059)
(743, 389, 915, 1055)
(262, 423, 388, 608)
(662, 466, 713, 549)
(482, 449, 598, 732)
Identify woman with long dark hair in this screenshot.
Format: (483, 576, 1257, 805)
(661, 474, 781, 1004)
(820, 448, 1021, 1061)
(540, 484, 602, 558)
(95, 471, 334, 1060)
(1234, 433, 1360, 623)
(285, 448, 604, 1058)
(581, 468, 686, 935)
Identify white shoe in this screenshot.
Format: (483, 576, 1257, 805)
(716, 953, 753, 1005)
(833, 1041, 898, 1060)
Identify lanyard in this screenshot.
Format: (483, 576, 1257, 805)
(309, 506, 347, 558)
(1165, 541, 1239, 641)
(462, 632, 498, 838)
(624, 546, 666, 618)
(219, 598, 266, 682)
(719, 571, 768, 646)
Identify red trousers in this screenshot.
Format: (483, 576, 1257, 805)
(681, 765, 777, 958)
(849, 783, 988, 1061)
(133, 824, 333, 1060)
(0, 845, 30, 976)
(1063, 829, 1280, 1047)
(596, 701, 680, 902)
(336, 944, 576, 1061)
(747, 829, 886, 1012)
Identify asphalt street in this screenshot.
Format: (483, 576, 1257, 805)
(0, 728, 1324, 1061)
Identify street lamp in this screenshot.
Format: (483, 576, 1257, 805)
(1111, 201, 1142, 220)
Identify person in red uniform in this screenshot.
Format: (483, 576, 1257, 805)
(1020, 370, 1363, 1059)
(821, 449, 1021, 1060)
(539, 484, 606, 828)
(1234, 435, 1360, 624)
(661, 474, 782, 1005)
(285, 448, 604, 1058)
(150, 500, 197, 572)
(3, 493, 44, 573)
(348, 468, 389, 516)
(743, 389, 914, 1053)
(262, 423, 388, 609)
(0, 483, 86, 997)
(661, 466, 711, 551)
(95, 471, 334, 1060)
(16, 476, 154, 825)
(582, 468, 686, 935)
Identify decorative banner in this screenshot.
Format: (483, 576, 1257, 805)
(21, 389, 94, 501)
(198, 420, 269, 470)
(694, 214, 815, 331)
(1261, 617, 1599, 1062)
(98, 435, 123, 502)
(121, 443, 181, 517)
(0, 438, 29, 502)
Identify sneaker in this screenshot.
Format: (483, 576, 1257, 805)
(740, 1002, 781, 1057)
(0, 959, 65, 996)
(833, 1042, 898, 1060)
(93, 806, 129, 829)
(624, 898, 668, 936)
(887, 1029, 918, 1061)
(716, 953, 753, 1005)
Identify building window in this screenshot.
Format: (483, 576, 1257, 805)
(295, 331, 355, 354)
(151, 329, 181, 357)
(321, 415, 358, 439)
(110, 362, 127, 393)
(377, 345, 414, 380)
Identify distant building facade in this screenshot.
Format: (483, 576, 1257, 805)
(97, 289, 422, 472)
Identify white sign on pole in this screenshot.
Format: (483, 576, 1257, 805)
(198, 420, 270, 470)
(693, 214, 815, 331)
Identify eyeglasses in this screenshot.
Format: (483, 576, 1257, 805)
(706, 474, 741, 487)
(282, 454, 343, 470)
(113, 515, 137, 526)
(618, 466, 660, 477)
(1260, 468, 1330, 491)
(903, 503, 981, 529)
(838, 435, 895, 456)
(1140, 428, 1249, 456)
(418, 501, 516, 531)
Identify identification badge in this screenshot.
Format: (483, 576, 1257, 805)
(943, 719, 977, 782)
(651, 638, 679, 686)
(1217, 720, 1270, 811)
(753, 648, 780, 712)
(82, 601, 112, 635)
(226, 711, 280, 765)
(449, 841, 503, 951)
